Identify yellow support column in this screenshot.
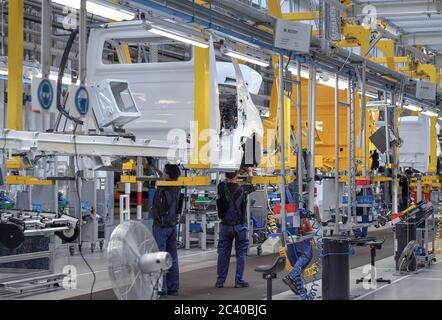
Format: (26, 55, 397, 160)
(429, 117, 438, 173)
(261, 55, 295, 170)
(375, 39, 396, 70)
(417, 64, 440, 174)
(267, 0, 283, 18)
(8, 0, 24, 130)
(424, 65, 440, 173)
(116, 46, 132, 64)
(190, 46, 211, 169)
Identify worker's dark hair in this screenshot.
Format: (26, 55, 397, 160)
(225, 171, 239, 180)
(164, 164, 181, 180)
(404, 168, 413, 175)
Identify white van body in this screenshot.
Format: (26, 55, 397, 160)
(86, 21, 263, 170)
(399, 115, 440, 173)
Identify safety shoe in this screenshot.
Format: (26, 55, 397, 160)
(282, 276, 299, 295)
(234, 281, 249, 288)
(215, 283, 224, 288)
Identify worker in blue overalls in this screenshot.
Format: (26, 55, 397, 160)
(151, 164, 182, 297)
(216, 168, 255, 288)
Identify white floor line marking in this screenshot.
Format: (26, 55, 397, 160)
(354, 274, 411, 300)
(407, 277, 442, 281)
(355, 259, 442, 300)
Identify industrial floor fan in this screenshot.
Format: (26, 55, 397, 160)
(107, 221, 172, 300)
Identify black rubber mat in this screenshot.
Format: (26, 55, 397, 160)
(68, 227, 395, 300)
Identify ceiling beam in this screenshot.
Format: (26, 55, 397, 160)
(401, 32, 442, 46)
(353, 1, 442, 18)
(388, 16, 442, 22)
(392, 21, 442, 28)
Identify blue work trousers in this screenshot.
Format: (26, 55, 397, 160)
(216, 224, 249, 284)
(153, 225, 179, 293)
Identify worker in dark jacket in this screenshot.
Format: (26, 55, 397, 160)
(151, 164, 182, 297)
(216, 168, 255, 288)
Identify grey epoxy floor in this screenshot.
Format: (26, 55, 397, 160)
(2, 222, 440, 300)
(21, 226, 397, 300)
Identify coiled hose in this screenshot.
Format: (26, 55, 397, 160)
(291, 219, 356, 300)
(267, 213, 278, 234)
(304, 219, 322, 300)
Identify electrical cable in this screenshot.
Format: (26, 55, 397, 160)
(54, 24, 96, 299)
(1, 129, 7, 171)
(72, 129, 96, 300)
(150, 270, 165, 300)
(56, 28, 84, 127)
(337, 49, 352, 74)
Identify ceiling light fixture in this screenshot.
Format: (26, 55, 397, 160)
(224, 50, 270, 67)
(421, 109, 438, 117)
(148, 26, 209, 49)
(403, 104, 423, 112)
(51, 0, 135, 22)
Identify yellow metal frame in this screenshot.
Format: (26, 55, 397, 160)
(373, 176, 393, 182)
(372, 56, 410, 66)
(122, 159, 137, 171)
(121, 176, 213, 186)
(121, 175, 137, 183)
(281, 12, 319, 21)
(8, 0, 24, 131)
(338, 24, 371, 56)
(409, 176, 441, 189)
(193, 0, 209, 7)
(6, 176, 54, 186)
(374, 39, 396, 70)
(6, 157, 29, 170)
(157, 176, 211, 187)
(249, 176, 295, 185)
(267, 1, 439, 177)
(268, 0, 318, 21)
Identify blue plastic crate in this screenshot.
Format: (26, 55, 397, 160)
(342, 195, 374, 204)
(286, 227, 297, 236)
(190, 223, 203, 233)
